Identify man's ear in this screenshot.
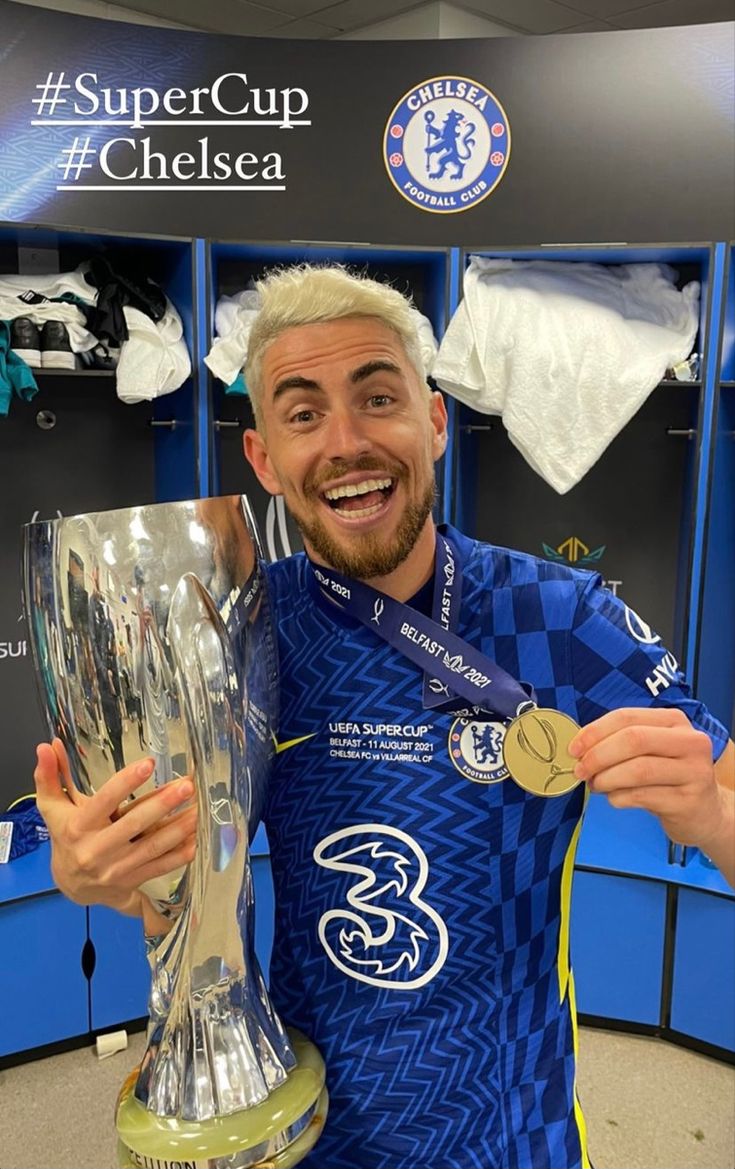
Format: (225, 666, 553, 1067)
(243, 428, 282, 496)
(429, 390, 449, 461)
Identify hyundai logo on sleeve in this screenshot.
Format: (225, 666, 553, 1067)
(624, 606, 661, 645)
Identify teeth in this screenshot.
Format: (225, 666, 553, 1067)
(324, 477, 392, 501)
(335, 502, 383, 519)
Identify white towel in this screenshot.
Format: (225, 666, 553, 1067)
(432, 258, 700, 494)
(204, 291, 440, 387)
(115, 300, 191, 404)
(0, 266, 191, 401)
(205, 290, 261, 387)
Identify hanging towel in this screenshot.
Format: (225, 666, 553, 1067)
(115, 300, 191, 404)
(205, 289, 261, 389)
(432, 258, 700, 494)
(204, 290, 440, 389)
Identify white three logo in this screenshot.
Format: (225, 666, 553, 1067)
(313, 824, 449, 990)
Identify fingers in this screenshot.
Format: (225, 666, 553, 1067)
(34, 744, 70, 823)
(51, 738, 83, 806)
(107, 806, 197, 886)
(82, 758, 161, 823)
(574, 725, 706, 786)
(33, 737, 199, 906)
(112, 782, 179, 821)
(604, 785, 693, 814)
(66, 795, 197, 894)
(134, 838, 197, 893)
(584, 754, 705, 793)
(106, 782, 195, 851)
(569, 707, 688, 757)
(34, 741, 159, 821)
(51, 737, 72, 782)
(569, 709, 714, 811)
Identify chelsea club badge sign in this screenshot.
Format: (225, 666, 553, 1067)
(383, 75, 511, 214)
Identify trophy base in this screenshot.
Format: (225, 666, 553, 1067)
(116, 1029, 328, 1169)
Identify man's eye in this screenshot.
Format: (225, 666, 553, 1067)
(368, 394, 393, 408)
(290, 409, 315, 424)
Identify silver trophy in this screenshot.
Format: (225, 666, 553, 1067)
(23, 497, 327, 1169)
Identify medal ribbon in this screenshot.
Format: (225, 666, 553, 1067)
(225, 562, 263, 638)
(306, 532, 536, 720)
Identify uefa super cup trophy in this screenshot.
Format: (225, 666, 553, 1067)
(23, 497, 327, 1169)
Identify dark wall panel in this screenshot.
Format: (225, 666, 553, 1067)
(458, 386, 699, 656)
(0, 4, 731, 246)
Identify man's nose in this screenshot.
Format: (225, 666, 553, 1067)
(324, 407, 372, 461)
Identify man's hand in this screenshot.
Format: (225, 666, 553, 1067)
(34, 739, 197, 915)
(569, 709, 735, 886)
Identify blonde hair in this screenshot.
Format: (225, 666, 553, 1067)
(244, 264, 426, 428)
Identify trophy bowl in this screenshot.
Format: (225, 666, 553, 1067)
(23, 496, 327, 1169)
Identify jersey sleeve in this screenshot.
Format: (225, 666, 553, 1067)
(570, 574, 730, 762)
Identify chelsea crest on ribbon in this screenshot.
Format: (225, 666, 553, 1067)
(383, 75, 511, 214)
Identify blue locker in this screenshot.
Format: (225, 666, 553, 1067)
(670, 887, 735, 1053)
(89, 905, 151, 1031)
(571, 870, 667, 1025)
(0, 891, 88, 1057)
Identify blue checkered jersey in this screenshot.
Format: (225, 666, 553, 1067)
(262, 525, 728, 1169)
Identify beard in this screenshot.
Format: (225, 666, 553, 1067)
(287, 456, 437, 580)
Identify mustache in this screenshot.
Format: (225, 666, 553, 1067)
(306, 456, 407, 494)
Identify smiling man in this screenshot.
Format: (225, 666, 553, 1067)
(243, 277, 446, 597)
(35, 265, 734, 1169)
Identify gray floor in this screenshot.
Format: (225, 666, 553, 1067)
(0, 1026, 733, 1168)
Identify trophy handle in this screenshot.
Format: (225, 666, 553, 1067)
(136, 572, 295, 1121)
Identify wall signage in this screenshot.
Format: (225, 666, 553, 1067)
(0, 2, 731, 244)
(383, 75, 510, 214)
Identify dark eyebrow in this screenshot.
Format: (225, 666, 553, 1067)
(351, 360, 402, 384)
(272, 375, 321, 403)
(272, 361, 402, 401)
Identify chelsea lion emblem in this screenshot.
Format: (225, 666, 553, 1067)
(383, 75, 511, 214)
(449, 715, 509, 784)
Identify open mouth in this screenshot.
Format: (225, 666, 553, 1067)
(321, 477, 396, 519)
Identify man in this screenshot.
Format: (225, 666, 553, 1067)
(35, 266, 734, 1169)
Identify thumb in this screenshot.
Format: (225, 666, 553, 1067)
(33, 742, 70, 819)
(51, 737, 79, 801)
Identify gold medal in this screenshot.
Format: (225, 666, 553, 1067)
(502, 708, 582, 797)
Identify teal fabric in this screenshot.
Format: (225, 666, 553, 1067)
(225, 371, 248, 396)
(0, 319, 39, 417)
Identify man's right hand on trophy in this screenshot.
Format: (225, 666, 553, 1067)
(33, 737, 197, 931)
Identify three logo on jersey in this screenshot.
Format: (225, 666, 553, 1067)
(313, 824, 449, 990)
(281, 601, 675, 989)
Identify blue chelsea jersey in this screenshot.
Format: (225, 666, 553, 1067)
(262, 526, 728, 1169)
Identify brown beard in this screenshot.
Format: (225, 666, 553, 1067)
(288, 457, 437, 580)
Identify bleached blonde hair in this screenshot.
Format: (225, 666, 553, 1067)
(244, 264, 426, 429)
